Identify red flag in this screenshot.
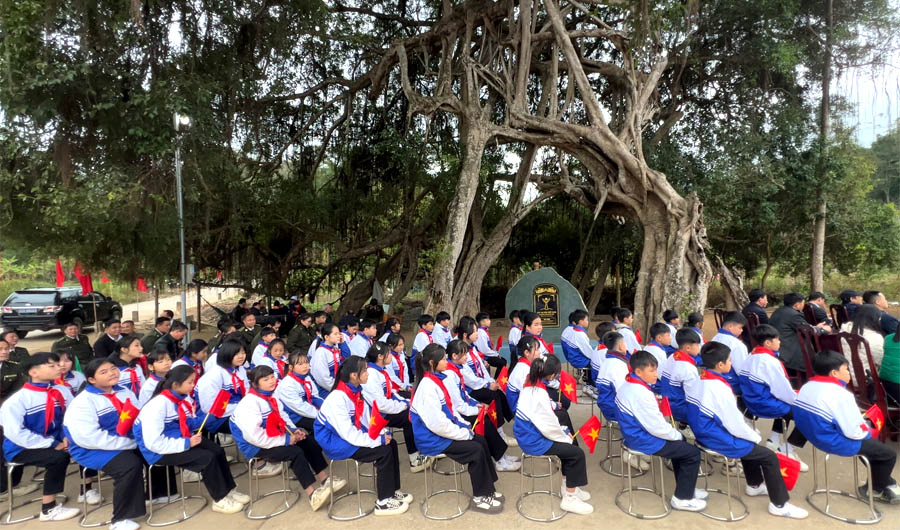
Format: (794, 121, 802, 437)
(658, 396, 673, 418)
(496, 336, 503, 351)
(55, 259, 65, 287)
(116, 399, 140, 436)
(100, 270, 110, 284)
(209, 390, 231, 418)
(473, 406, 487, 436)
(559, 370, 578, 402)
(578, 415, 603, 454)
(547, 342, 554, 354)
(216, 270, 223, 280)
(635, 329, 642, 344)
(497, 366, 509, 392)
(136, 277, 148, 292)
(73, 262, 93, 295)
(862, 404, 885, 440)
(776, 452, 801, 491)
(487, 401, 499, 427)
(367, 401, 390, 439)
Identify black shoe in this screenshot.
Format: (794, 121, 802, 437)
(858, 484, 900, 505)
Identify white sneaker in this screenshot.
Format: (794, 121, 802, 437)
(765, 439, 780, 452)
(409, 454, 431, 473)
(470, 494, 503, 514)
(670, 496, 707, 512)
(561, 485, 591, 501)
(627, 453, 650, 471)
(781, 447, 809, 472)
(495, 455, 522, 472)
(323, 476, 347, 493)
(745, 483, 768, 497)
(227, 489, 250, 504)
(391, 491, 413, 505)
(560, 493, 594, 515)
(181, 470, 201, 483)
(694, 488, 709, 500)
(211, 496, 244, 514)
(254, 462, 282, 478)
(768, 501, 809, 519)
(309, 485, 331, 512)
(108, 519, 140, 530)
(373, 497, 409, 516)
(150, 494, 181, 505)
(40, 505, 80, 522)
(78, 489, 103, 505)
(499, 430, 518, 447)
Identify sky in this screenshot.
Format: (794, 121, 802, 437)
(840, 59, 900, 146)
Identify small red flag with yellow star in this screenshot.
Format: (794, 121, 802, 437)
(497, 366, 509, 392)
(487, 400, 499, 427)
(577, 415, 602, 454)
(776, 452, 801, 490)
(367, 400, 390, 440)
(115, 399, 140, 436)
(559, 370, 578, 403)
(862, 403, 885, 440)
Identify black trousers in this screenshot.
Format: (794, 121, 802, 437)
(858, 437, 898, 491)
(146, 465, 177, 499)
(352, 440, 401, 501)
(442, 437, 497, 498)
(153, 438, 235, 502)
(544, 442, 587, 488)
(0, 428, 23, 494)
(555, 409, 577, 441)
(508, 354, 519, 377)
(462, 414, 507, 461)
(545, 387, 572, 411)
(741, 443, 789, 506)
(384, 411, 418, 454)
(296, 416, 316, 434)
(653, 440, 700, 501)
(101, 449, 147, 523)
(469, 387, 513, 424)
(10, 448, 70, 496)
(882, 380, 900, 406)
(770, 411, 808, 447)
(255, 441, 325, 490)
(484, 356, 507, 379)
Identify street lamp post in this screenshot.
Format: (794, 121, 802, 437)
(174, 112, 191, 340)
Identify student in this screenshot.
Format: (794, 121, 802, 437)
(256, 339, 288, 380)
(171, 338, 207, 382)
(410, 344, 504, 514)
(92, 319, 123, 359)
(139, 350, 173, 406)
(315, 357, 411, 516)
(709, 311, 749, 389)
(251, 327, 278, 367)
(384, 334, 411, 393)
(663, 309, 681, 349)
(362, 342, 429, 473)
(794, 350, 900, 504)
(232, 366, 339, 511)
(615, 351, 708, 513)
(659, 328, 702, 424)
(514, 355, 593, 515)
(134, 366, 249, 514)
(196, 340, 250, 436)
(0, 353, 80, 521)
(0, 338, 29, 500)
(560, 310, 594, 372)
(410, 314, 436, 372)
(687, 312, 706, 345)
(507, 310, 523, 367)
(338, 316, 358, 361)
(54, 350, 86, 404)
(506, 336, 542, 414)
(154, 321, 187, 362)
(63, 359, 146, 530)
(737, 324, 808, 471)
(109, 336, 146, 398)
(456, 319, 516, 431)
(349, 320, 377, 358)
(309, 323, 343, 397)
(522, 312, 552, 355)
(205, 320, 236, 359)
(474, 312, 508, 375)
(687, 342, 809, 519)
(588, 322, 616, 388)
(275, 351, 323, 432)
(594, 332, 630, 425)
(203, 331, 244, 373)
(643, 323, 672, 367)
(432, 312, 453, 348)
(378, 317, 401, 344)
(141, 318, 171, 359)
(51, 322, 94, 368)
(614, 308, 641, 353)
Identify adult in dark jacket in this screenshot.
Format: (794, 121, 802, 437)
(153, 320, 188, 361)
(0, 331, 29, 364)
(50, 322, 94, 367)
(806, 292, 833, 326)
(140, 317, 171, 356)
(769, 293, 831, 373)
(91, 319, 122, 359)
(863, 290, 899, 336)
(840, 289, 863, 321)
(742, 288, 769, 325)
(286, 313, 315, 352)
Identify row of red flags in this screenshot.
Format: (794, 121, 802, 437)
(55, 259, 148, 294)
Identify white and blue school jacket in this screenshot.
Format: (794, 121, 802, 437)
(666, 323, 680, 348)
(589, 345, 607, 385)
(134, 391, 201, 464)
(444, 366, 481, 417)
(686, 372, 760, 459)
(411, 329, 434, 367)
(1, 383, 66, 460)
(433, 325, 453, 348)
(514, 385, 573, 456)
(737, 349, 794, 418)
(314, 384, 386, 460)
(561, 325, 593, 369)
(505, 358, 531, 413)
(204, 352, 219, 374)
(595, 353, 630, 422)
(616, 325, 641, 354)
(348, 333, 373, 358)
(644, 342, 668, 367)
(196, 364, 248, 432)
(171, 356, 204, 379)
(692, 327, 706, 345)
(475, 327, 499, 358)
(310, 344, 342, 396)
(410, 374, 472, 456)
(362, 364, 409, 415)
(256, 353, 287, 380)
(793, 377, 869, 457)
(339, 331, 355, 360)
(463, 347, 494, 391)
(387, 351, 411, 391)
(274, 372, 322, 424)
(251, 341, 270, 368)
(507, 326, 522, 359)
(139, 374, 164, 407)
(63, 385, 138, 471)
(378, 331, 393, 344)
(231, 390, 298, 459)
(55, 371, 86, 405)
(112, 361, 145, 397)
(659, 352, 700, 422)
(615, 376, 682, 455)
(307, 337, 320, 358)
(710, 329, 749, 389)
(523, 332, 550, 356)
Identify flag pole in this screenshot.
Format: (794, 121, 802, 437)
(195, 410, 213, 434)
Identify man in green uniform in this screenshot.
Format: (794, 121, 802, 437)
(207, 320, 238, 355)
(0, 331, 28, 364)
(50, 322, 94, 368)
(239, 312, 260, 348)
(140, 317, 171, 355)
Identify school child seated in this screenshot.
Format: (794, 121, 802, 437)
(687, 342, 809, 519)
(348, 319, 376, 358)
(63, 359, 146, 530)
(588, 322, 616, 392)
(456, 318, 517, 434)
(616, 351, 708, 513)
(0, 353, 80, 521)
(663, 309, 681, 350)
(411, 314, 436, 372)
(614, 308, 641, 353)
(410, 344, 504, 514)
(338, 317, 359, 360)
(54, 350, 86, 404)
(233, 366, 341, 511)
(594, 332, 630, 423)
(135, 366, 250, 514)
(204, 329, 243, 373)
(794, 350, 900, 504)
(384, 334, 411, 394)
(514, 355, 593, 515)
(444, 341, 520, 472)
(361, 342, 429, 473)
(139, 350, 172, 406)
(171, 339, 207, 382)
(738, 324, 808, 471)
(250, 327, 277, 367)
(109, 336, 146, 398)
(315, 357, 411, 515)
(432, 312, 453, 348)
(507, 310, 523, 365)
(196, 340, 250, 442)
(506, 336, 542, 414)
(561, 310, 594, 372)
(309, 323, 344, 397)
(255, 339, 288, 380)
(521, 312, 552, 355)
(660, 328, 702, 424)
(275, 351, 323, 434)
(687, 312, 706, 345)
(710, 311, 749, 389)
(643, 323, 672, 367)
(474, 312, 508, 375)
(378, 317, 401, 344)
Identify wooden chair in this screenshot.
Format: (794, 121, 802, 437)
(795, 324, 821, 380)
(740, 311, 760, 349)
(713, 309, 726, 330)
(802, 304, 818, 326)
(829, 304, 849, 328)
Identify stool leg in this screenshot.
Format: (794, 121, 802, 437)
(4, 466, 13, 524)
(355, 461, 362, 517)
(725, 459, 734, 519)
(657, 456, 666, 510)
(453, 462, 462, 513)
(625, 450, 634, 512)
(247, 460, 256, 517)
(824, 453, 832, 513)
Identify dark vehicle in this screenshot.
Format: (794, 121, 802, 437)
(0, 288, 123, 337)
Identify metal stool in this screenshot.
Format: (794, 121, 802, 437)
(600, 421, 646, 478)
(327, 460, 376, 521)
(146, 465, 207, 526)
(516, 454, 566, 522)
(806, 446, 882, 524)
(217, 433, 247, 479)
(0, 463, 68, 525)
(243, 457, 299, 520)
(615, 443, 670, 519)
(432, 453, 467, 476)
(421, 455, 469, 520)
(78, 468, 113, 528)
(696, 443, 748, 521)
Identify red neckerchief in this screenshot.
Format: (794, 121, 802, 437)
(752, 347, 788, 377)
(369, 364, 394, 398)
(445, 362, 467, 392)
(325, 345, 341, 377)
(523, 379, 546, 390)
(102, 392, 125, 413)
(673, 350, 697, 366)
(181, 356, 203, 380)
(123, 367, 141, 395)
(161, 390, 192, 437)
(420, 329, 434, 344)
(266, 354, 286, 377)
(809, 375, 846, 387)
(288, 372, 314, 402)
(249, 389, 288, 437)
(424, 372, 454, 415)
(468, 345, 486, 378)
(23, 383, 65, 434)
(701, 370, 732, 391)
(390, 352, 407, 383)
(335, 381, 365, 429)
(606, 351, 633, 373)
(228, 368, 246, 396)
(596, 344, 607, 352)
(625, 374, 653, 391)
(525, 332, 553, 354)
(519, 357, 533, 367)
(53, 376, 71, 390)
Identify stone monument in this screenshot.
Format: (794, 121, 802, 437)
(505, 267, 587, 345)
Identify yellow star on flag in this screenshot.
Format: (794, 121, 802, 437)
(119, 409, 132, 422)
(588, 428, 599, 441)
(876, 419, 883, 430)
(500, 376, 508, 385)
(780, 467, 788, 478)
(370, 416, 376, 427)
(490, 410, 497, 420)
(564, 383, 574, 394)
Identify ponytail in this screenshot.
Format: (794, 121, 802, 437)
(526, 354, 561, 386)
(154, 365, 196, 398)
(517, 335, 540, 358)
(414, 343, 447, 392)
(333, 356, 367, 391)
(365, 341, 390, 364)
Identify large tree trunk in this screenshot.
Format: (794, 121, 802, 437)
(585, 260, 611, 316)
(716, 257, 750, 310)
(811, 0, 833, 293)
